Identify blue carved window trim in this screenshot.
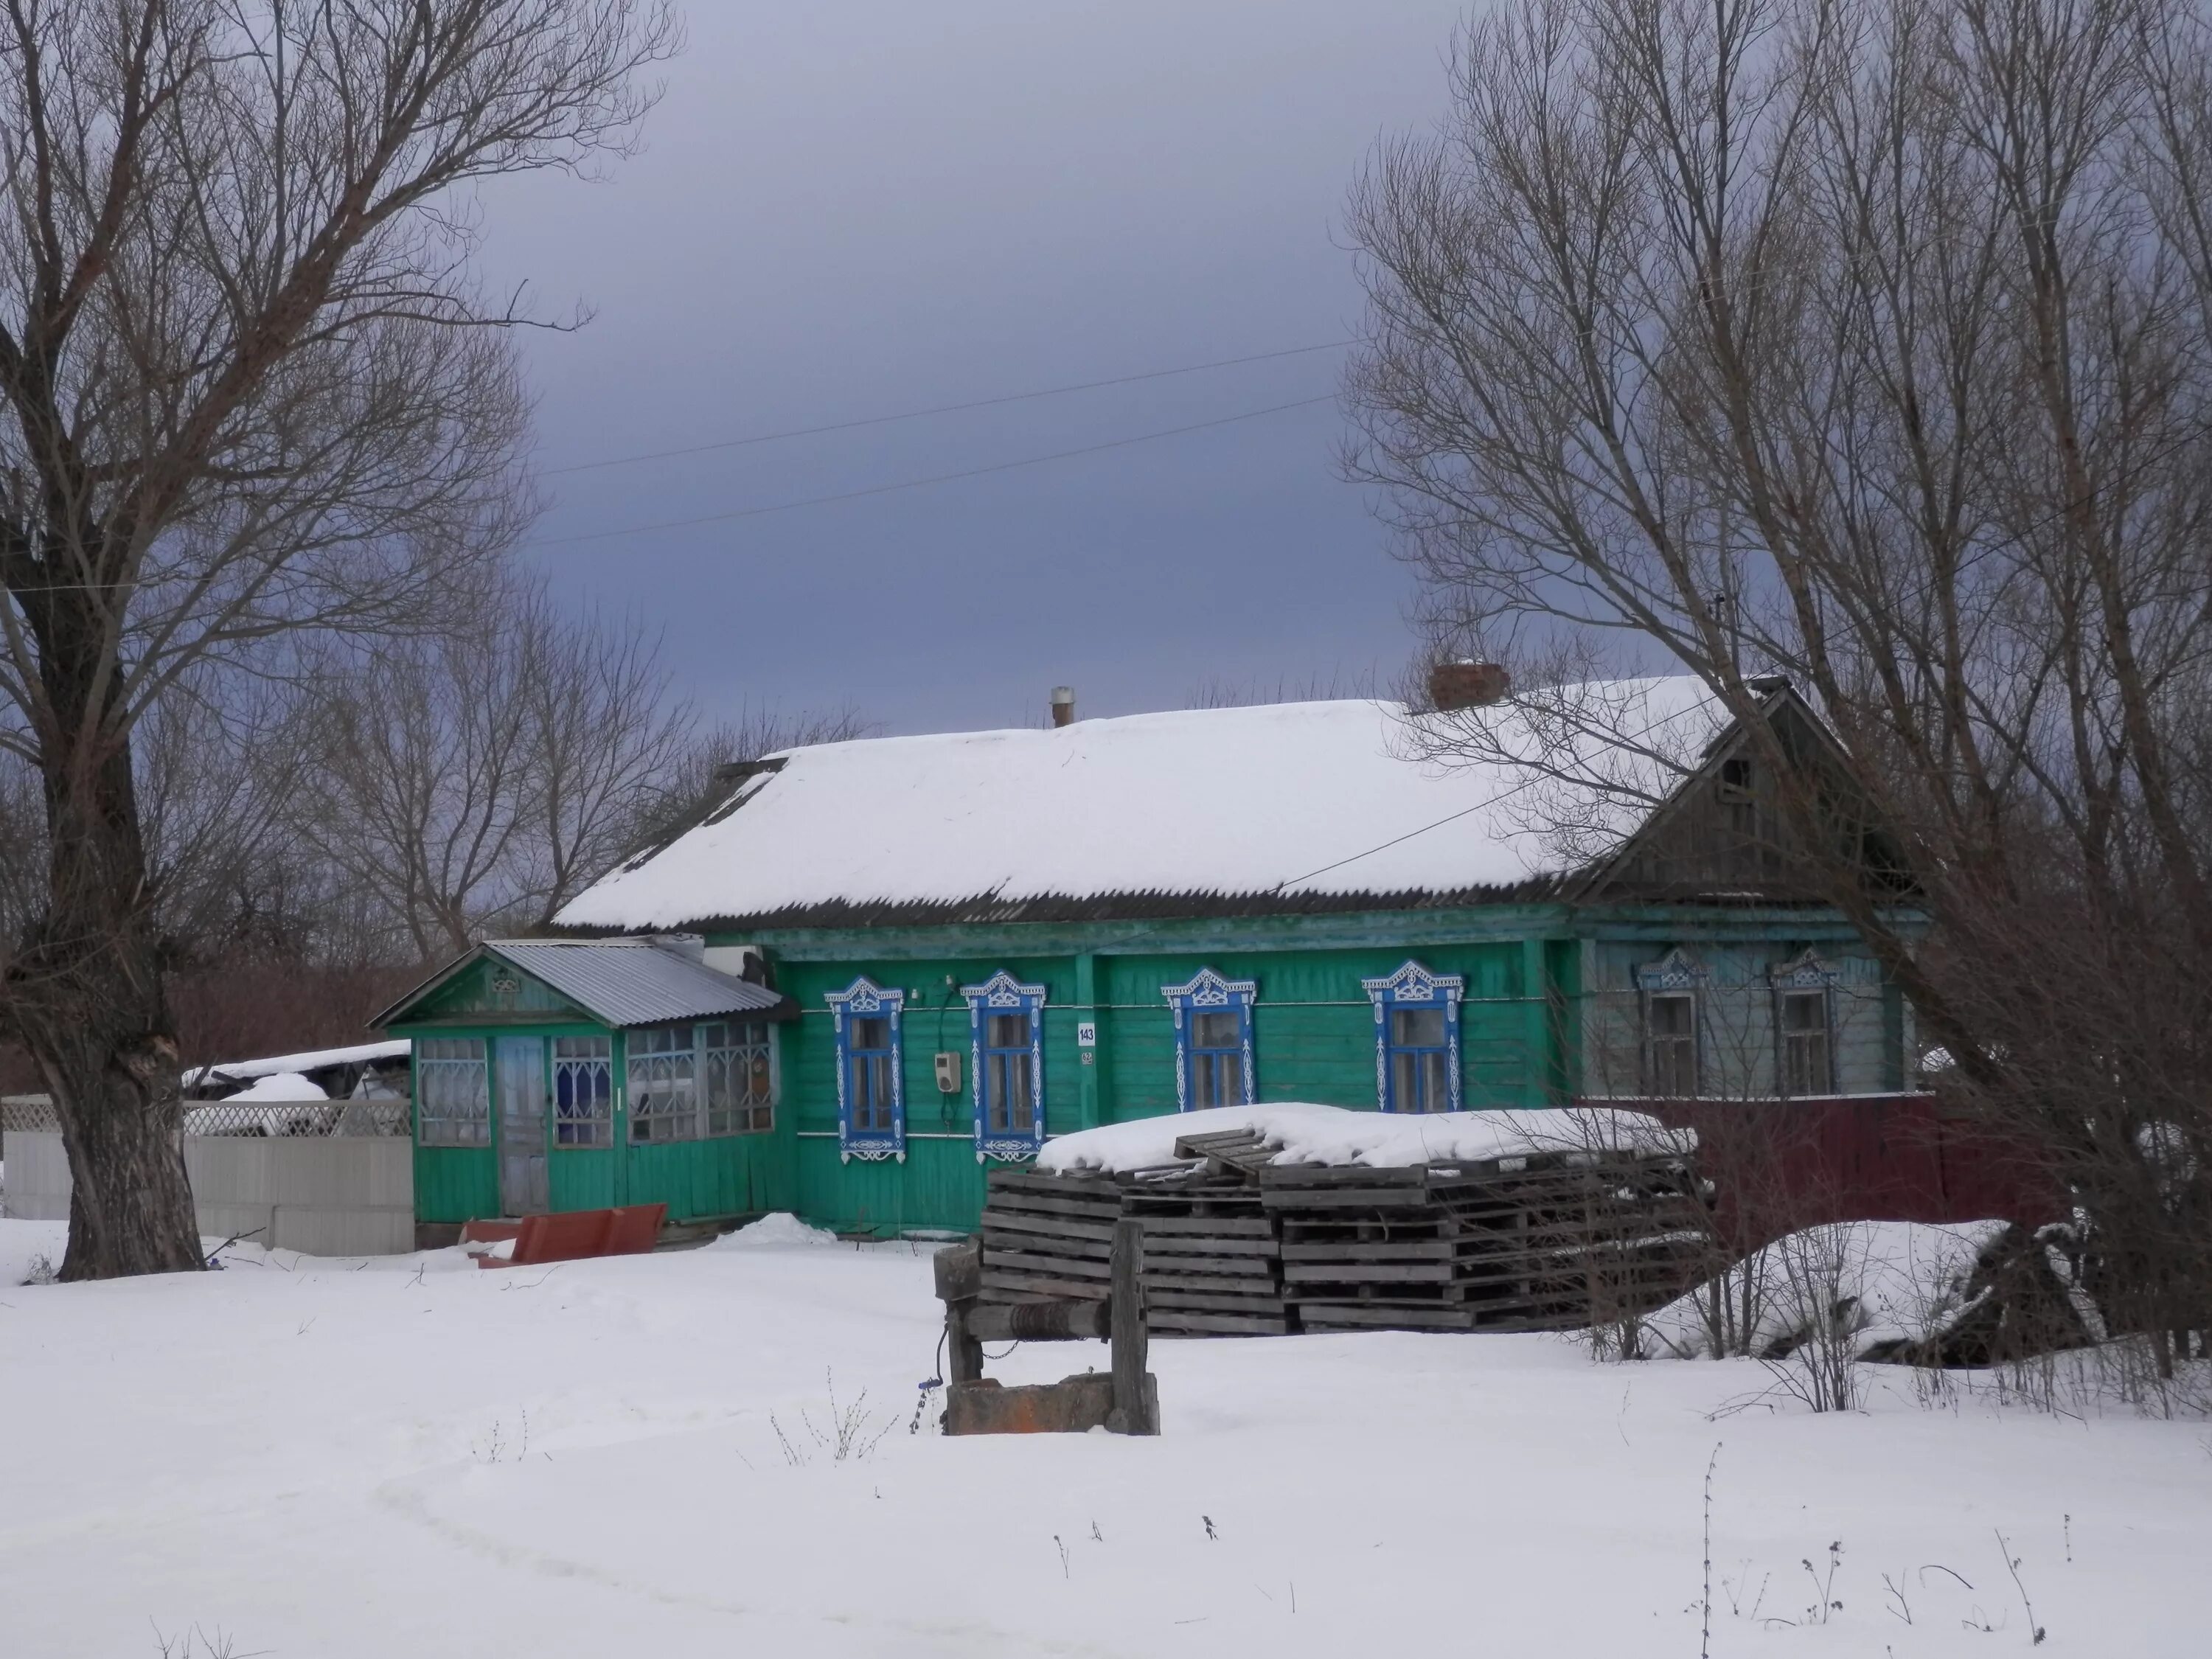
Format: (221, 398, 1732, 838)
(1363, 961, 1464, 1114)
(827, 977, 905, 1163)
(1635, 947, 1707, 1099)
(1768, 949, 1838, 1099)
(1161, 968, 1257, 1111)
(962, 970, 1046, 1164)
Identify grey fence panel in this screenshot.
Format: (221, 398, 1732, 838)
(2, 1129, 414, 1253)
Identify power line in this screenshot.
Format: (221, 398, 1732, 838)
(1268, 700, 1711, 891)
(540, 338, 1358, 477)
(526, 393, 1340, 549)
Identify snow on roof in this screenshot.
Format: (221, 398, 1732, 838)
(1034, 1103, 1690, 1175)
(220, 1072, 329, 1103)
(188, 1040, 411, 1088)
(557, 678, 1724, 931)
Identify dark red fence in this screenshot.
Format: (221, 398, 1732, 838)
(1624, 1095, 2062, 1251)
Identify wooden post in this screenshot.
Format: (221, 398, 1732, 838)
(935, 1237, 984, 1385)
(1107, 1217, 1158, 1434)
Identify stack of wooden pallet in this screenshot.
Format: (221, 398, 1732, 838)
(975, 1169, 1125, 1302)
(974, 1126, 1706, 1338)
(1266, 1154, 1707, 1332)
(1121, 1157, 1287, 1336)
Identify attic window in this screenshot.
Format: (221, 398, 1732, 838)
(1717, 756, 1757, 841)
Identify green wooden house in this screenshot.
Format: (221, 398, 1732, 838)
(380, 678, 1922, 1237)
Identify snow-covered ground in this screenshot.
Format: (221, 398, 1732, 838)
(1, 1216, 2205, 1658)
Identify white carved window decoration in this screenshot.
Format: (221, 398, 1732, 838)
(1161, 968, 1258, 1111)
(961, 970, 1047, 1164)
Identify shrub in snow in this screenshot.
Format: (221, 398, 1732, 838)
(1644, 1221, 2093, 1388)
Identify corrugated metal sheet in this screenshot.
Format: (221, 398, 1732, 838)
(486, 939, 790, 1029)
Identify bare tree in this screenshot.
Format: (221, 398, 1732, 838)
(294, 571, 711, 951)
(0, 0, 678, 1279)
(514, 583, 700, 921)
(294, 599, 540, 959)
(1348, 0, 2212, 1363)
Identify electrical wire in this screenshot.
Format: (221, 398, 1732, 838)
(1266, 695, 1709, 892)
(525, 392, 1338, 549)
(540, 338, 1357, 476)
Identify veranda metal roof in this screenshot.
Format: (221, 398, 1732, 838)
(372, 936, 793, 1032)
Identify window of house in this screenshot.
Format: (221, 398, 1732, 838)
(416, 1037, 490, 1145)
(1645, 992, 1700, 1096)
(963, 971, 1046, 1161)
(1161, 969, 1257, 1111)
(1635, 948, 1706, 1099)
(1779, 990, 1833, 1096)
(552, 1035, 613, 1147)
(627, 1024, 698, 1143)
(828, 978, 905, 1161)
(1770, 950, 1839, 1098)
(1363, 961, 1465, 1113)
(703, 1019, 775, 1134)
(1718, 756, 1757, 839)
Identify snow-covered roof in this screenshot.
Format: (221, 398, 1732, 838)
(1034, 1103, 1689, 1175)
(220, 1072, 330, 1103)
(557, 678, 1725, 931)
(187, 1040, 411, 1089)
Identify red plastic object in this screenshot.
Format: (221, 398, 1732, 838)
(463, 1203, 667, 1268)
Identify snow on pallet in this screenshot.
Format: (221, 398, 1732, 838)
(978, 1116, 1708, 1338)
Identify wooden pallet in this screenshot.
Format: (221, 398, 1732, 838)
(975, 1144, 1711, 1338)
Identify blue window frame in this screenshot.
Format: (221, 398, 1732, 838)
(827, 978, 905, 1161)
(1161, 968, 1257, 1111)
(1363, 961, 1464, 1113)
(962, 970, 1046, 1163)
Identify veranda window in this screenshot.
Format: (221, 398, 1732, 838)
(416, 1037, 490, 1146)
(552, 1036, 613, 1147)
(703, 1020, 775, 1134)
(627, 1024, 698, 1143)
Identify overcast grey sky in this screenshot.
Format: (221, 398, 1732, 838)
(484, 1, 1468, 734)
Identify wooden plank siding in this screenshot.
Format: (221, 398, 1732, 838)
(394, 900, 1920, 1237)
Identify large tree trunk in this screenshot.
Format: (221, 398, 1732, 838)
(7, 638, 201, 1280)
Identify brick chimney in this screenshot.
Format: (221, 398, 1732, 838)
(1427, 661, 1512, 711)
(1050, 686, 1076, 728)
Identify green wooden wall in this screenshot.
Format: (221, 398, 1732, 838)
(395, 1016, 796, 1227)
(388, 901, 1913, 1237)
